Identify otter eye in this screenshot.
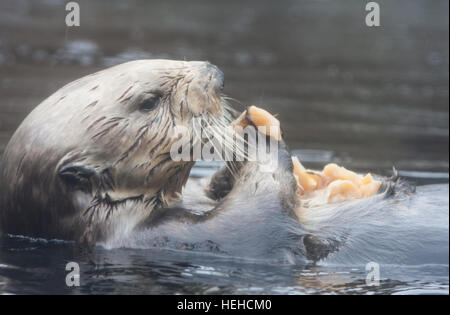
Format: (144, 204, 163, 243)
(139, 96, 160, 113)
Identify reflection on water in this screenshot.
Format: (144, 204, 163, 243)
(0, 231, 448, 295)
(0, 0, 448, 294)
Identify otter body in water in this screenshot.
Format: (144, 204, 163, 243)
(0, 60, 448, 264)
(118, 110, 448, 264)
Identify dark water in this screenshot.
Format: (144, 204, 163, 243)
(0, 0, 448, 294)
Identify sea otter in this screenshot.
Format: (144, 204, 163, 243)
(1, 60, 446, 264)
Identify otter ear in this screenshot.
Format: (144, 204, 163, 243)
(58, 164, 98, 189)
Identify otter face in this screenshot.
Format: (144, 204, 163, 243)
(51, 60, 225, 211)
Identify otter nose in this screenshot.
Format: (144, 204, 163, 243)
(207, 63, 224, 91)
(186, 61, 225, 116)
(200, 62, 224, 92)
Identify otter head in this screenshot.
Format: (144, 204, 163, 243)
(57, 60, 226, 209)
(0, 59, 227, 238)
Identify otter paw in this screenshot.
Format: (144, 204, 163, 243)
(232, 105, 282, 141)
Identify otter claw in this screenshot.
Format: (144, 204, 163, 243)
(233, 105, 282, 141)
